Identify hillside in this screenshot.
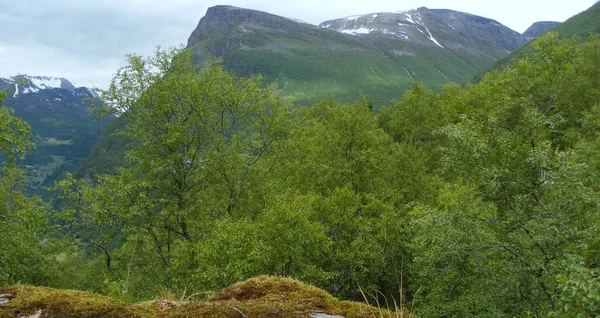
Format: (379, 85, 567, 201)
(0, 75, 112, 195)
(489, 1, 600, 70)
(187, 5, 527, 107)
(522, 21, 561, 39)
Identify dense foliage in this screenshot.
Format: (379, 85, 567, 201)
(2, 32, 600, 317)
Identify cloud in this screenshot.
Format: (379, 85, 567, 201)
(0, 0, 202, 87)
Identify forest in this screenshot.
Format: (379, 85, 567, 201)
(1, 32, 600, 317)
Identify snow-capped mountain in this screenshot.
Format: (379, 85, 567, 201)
(187, 5, 531, 108)
(320, 10, 446, 46)
(2, 75, 99, 99)
(1, 74, 108, 195)
(319, 7, 525, 52)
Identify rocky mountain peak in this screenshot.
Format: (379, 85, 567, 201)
(189, 5, 305, 40)
(319, 7, 526, 52)
(187, 5, 332, 62)
(1, 75, 97, 99)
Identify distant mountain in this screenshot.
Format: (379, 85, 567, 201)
(187, 5, 529, 107)
(490, 2, 600, 71)
(320, 8, 525, 53)
(1, 75, 111, 196)
(77, 5, 546, 180)
(522, 21, 561, 39)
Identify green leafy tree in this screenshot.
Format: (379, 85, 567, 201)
(549, 259, 600, 317)
(0, 91, 51, 285)
(56, 48, 293, 298)
(407, 33, 600, 317)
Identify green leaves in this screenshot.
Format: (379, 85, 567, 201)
(549, 260, 600, 317)
(0, 107, 33, 166)
(34, 32, 600, 312)
(0, 90, 51, 286)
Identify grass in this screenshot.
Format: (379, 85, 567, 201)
(0, 276, 414, 318)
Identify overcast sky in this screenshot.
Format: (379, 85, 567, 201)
(0, 0, 596, 89)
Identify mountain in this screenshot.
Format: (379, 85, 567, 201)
(522, 21, 561, 39)
(1, 75, 111, 195)
(187, 5, 528, 106)
(551, 1, 600, 38)
(490, 2, 600, 71)
(76, 5, 541, 180)
(319, 8, 525, 53)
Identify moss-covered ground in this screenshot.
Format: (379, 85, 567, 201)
(0, 276, 410, 318)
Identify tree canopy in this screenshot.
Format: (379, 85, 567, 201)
(3, 33, 600, 317)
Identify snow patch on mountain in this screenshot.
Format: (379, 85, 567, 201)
(290, 17, 311, 25)
(3, 75, 98, 99)
(406, 10, 444, 49)
(28, 76, 63, 90)
(341, 27, 372, 35)
(23, 86, 40, 94)
(404, 12, 416, 24)
(321, 9, 444, 48)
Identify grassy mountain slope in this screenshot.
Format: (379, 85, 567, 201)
(188, 5, 527, 107)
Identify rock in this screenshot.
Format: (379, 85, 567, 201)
(0, 294, 11, 306)
(21, 310, 42, 318)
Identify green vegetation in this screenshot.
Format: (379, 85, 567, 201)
(488, 1, 600, 73)
(2, 31, 600, 317)
(187, 6, 521, 109)
(0, 93, 51, 286)
(0, 276, 406, 317)
(3, 88, 112, 197)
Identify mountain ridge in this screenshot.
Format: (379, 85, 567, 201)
(1, 75, 98, 99)
(487, 1, 600, 72)
(1, 75, 110, 196)
(319, 7, 525, 52)
(522, 21, 561, 39)
(187, 5, 530, 106)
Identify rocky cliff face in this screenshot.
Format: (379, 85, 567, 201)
(187, 5, 363, 66)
